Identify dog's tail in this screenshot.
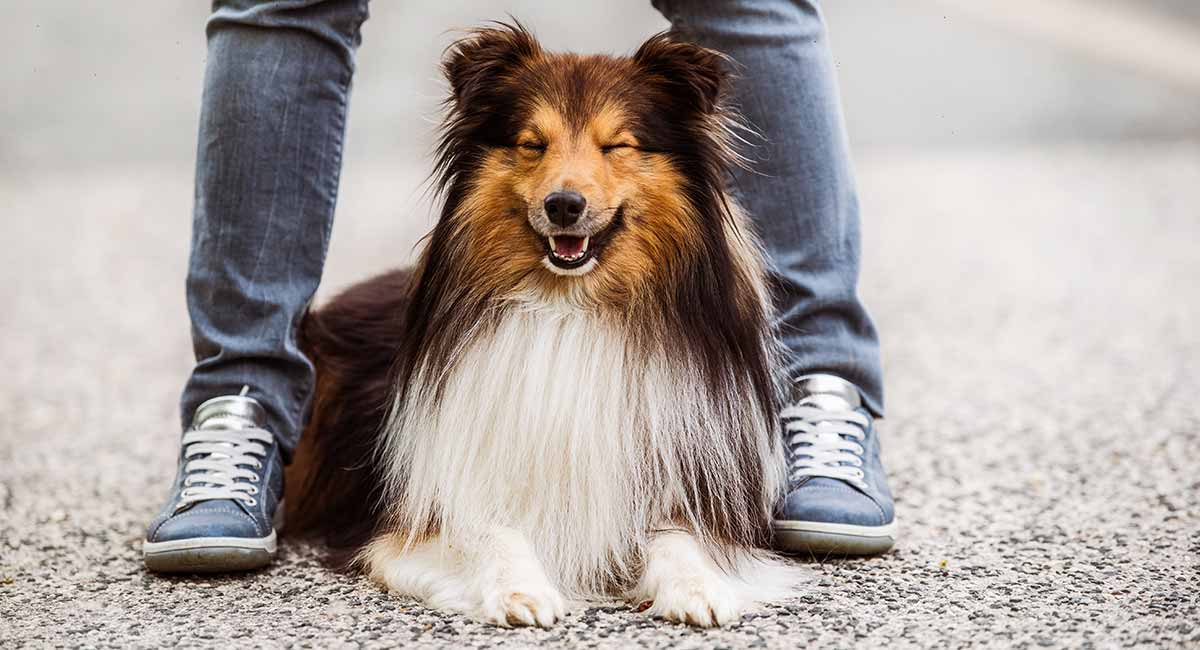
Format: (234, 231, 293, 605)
(283, 269, 415, 567)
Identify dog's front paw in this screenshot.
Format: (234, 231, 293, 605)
(644, 570, 742, 627)
(635, 530, 752, 627)
(479, 580, 567, 628)
(648, 573, 739, 628)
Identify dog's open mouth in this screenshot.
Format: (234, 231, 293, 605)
(542, 206, 625, 271)
(547, 235, 591, 268)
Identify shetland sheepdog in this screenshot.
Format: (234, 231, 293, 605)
(286, 23, 802, 627)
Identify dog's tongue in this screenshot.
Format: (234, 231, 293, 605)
(554, 236, 586, 258)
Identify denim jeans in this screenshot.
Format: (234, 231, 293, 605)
(182, 0, 884, 457)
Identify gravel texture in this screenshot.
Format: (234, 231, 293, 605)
(1, 143, 1198, 648)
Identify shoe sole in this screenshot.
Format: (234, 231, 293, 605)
(143, 531, 277, 573)
(772, 519, 897, 556)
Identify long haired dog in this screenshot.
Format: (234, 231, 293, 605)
(287, 24, 802, 627)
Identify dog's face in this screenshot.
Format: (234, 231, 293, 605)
(509, 100, 643, 276)
(436, 25, 737, 298)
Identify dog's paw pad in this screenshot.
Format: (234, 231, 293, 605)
(645, 575, 742, 627)
(481, 585, 566, 628)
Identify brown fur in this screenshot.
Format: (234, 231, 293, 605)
(283, 270, 413, 557)
(286, 23, 782, 571)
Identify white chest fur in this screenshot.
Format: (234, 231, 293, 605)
(384, 304, 684, 593)
(368, 299, 798, 624)
(380, 296, 785, 598)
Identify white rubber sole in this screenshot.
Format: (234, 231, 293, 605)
(143, 531, 277, 573)
(774, 519, 897, 538)
(143, 531, 277, 554)
(773, 519, 897, 556)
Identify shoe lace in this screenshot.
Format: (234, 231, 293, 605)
(177, 424, 272, 510)
(782, 400, 870, 489)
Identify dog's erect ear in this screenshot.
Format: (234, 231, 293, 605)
(634, 33, 731, 114)
(442, 22, 541, 107)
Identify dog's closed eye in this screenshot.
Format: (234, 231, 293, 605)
(600, 143, 635, 154)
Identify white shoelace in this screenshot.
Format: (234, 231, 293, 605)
(782, 400, 871, 489)
(177, 423, 272, 510)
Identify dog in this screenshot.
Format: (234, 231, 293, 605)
(285, 23, 803, 628)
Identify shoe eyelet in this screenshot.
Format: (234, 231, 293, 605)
(247, 486, 259, 495)
(244, 497, 257, 507)
(248, 474, 260, 483)
(252, 460, 263, 469)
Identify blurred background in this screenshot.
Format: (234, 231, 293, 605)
(3, 0, 1199, 292)
(2, 2, 1197, 646)
(7, 1, 1200, 165)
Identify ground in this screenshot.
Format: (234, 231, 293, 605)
(1, 143, 1197, 648)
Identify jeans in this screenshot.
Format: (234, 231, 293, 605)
(182, 0, 884, 457)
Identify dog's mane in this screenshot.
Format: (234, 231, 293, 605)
(409, 23, 773, 412)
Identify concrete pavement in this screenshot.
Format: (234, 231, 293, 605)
(1, 143, 1197, 648)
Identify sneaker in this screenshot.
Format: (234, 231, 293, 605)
(773, 374, 896, 555)
(143, 387, 283, 572)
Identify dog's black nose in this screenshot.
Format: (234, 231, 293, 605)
(543, 191, 587, 227)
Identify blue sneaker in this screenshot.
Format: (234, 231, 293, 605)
(773, 374, 896, 555)
(143, 388, 283, 572)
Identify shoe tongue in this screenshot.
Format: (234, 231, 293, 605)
(193, 391, 267, 430)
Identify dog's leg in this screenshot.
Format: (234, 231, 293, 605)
(363, 527, 566, 627)
(467, 526, 568, 627)
(630, 528, 745, 627)
(631, 528, 806, 627)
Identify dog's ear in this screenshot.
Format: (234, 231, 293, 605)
(633, 33, 731, 115)
(442, 22, 541, 108)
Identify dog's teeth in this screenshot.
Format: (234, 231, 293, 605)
(548, 236, 557, 251)
(581, 236, 589, 253)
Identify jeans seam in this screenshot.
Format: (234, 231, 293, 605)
(284, 52, 353, 434)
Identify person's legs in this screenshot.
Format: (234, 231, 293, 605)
(145, 0, 369, 572)
(651, 0, 882, 411)
(652, 0, 894, 555)
(184, 0, 369, 456)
